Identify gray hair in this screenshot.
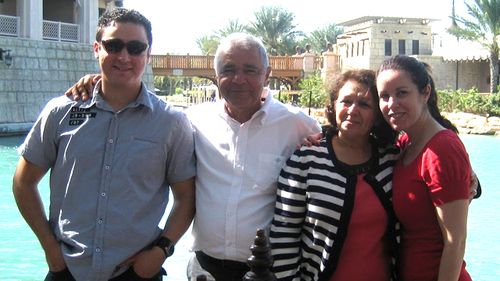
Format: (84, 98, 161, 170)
(214, 33, 269, 75)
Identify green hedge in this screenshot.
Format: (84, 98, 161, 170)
(285, 74, 500, 117)
(438, 89, 500, 116)
(298, 74, 328, 108)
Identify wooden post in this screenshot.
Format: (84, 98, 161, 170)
(242, 229, 276, 281)
(196, 275, 208, 281)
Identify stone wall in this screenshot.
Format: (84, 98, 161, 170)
(418, 55, 490, 93)
(0, 37, 154, 136)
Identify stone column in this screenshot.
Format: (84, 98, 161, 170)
(302, 53, 315, 76)
(76, 0, 98, 44)
(321, 52, 341, 81)
(18, 0, 43, 40)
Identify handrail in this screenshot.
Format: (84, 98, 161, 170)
(151, 54, 325, 72)
(151, 54, 214, 69)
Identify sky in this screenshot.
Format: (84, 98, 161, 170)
(122, 0, 469, 55)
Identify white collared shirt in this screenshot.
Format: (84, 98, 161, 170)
(187, 93, 321, 262)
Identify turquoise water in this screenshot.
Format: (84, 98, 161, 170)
(0, 135, 193, 281)
(1, 134, 499, 280)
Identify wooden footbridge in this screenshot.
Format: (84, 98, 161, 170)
(150, 54, 333, 88)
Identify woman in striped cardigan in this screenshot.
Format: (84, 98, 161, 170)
(270, 69, 400, 281)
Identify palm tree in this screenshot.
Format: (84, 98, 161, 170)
(153, 76, 184, 95)
(247, 6, 304, 56)
(304, 24, 344, 54)
(196, 20, 247, 55)
(196, 35, 220, 55)
(448, 0, 500, 93)
(216, 19, 247, 38)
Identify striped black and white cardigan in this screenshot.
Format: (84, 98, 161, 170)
(270, 133, 401, 281)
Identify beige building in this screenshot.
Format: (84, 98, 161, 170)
(0, 0, 153, 135)
(329, 16, 492, 93)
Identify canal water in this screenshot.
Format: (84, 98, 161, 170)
(0, 134, 498, 280)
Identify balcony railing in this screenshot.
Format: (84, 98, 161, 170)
(0, 14, 20, 37)
(43, 20, 79, 42)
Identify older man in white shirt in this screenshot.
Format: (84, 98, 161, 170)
(186, 33, 321, 281)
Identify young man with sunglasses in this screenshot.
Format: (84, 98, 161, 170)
(12, 8, 195, 281)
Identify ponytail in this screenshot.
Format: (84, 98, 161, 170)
(426, 74, 458, 133)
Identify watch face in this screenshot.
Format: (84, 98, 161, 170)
(165, 243, 174, 257)
(156, 236, 175, 257)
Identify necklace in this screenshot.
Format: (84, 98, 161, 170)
(326, 131, 376, 175)
(343, 157, 374, 175)
(332, 135, 375, 175)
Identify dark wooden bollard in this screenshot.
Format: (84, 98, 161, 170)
(242, 229, 276, 281)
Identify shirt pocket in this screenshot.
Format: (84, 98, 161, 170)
(253, 153, 286, 193)
(124, 137, 166, 185)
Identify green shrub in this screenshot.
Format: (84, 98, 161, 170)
(285, 74, 500, 117)
(275, 91, 297, 105)
(175, 87, 184, 95)
(438, 89, 500, 116)
(297, 74, 328, 108)
(485, 94, 500, 116)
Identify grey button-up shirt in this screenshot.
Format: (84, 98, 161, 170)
(20, 81, 196, 281)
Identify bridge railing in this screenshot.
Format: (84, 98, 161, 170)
(151, 54, 323, 72)
(270, 56, 303, 70)
(151, 55, 214, 69)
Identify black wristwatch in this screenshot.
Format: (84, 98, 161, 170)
(154, 236, 175, 258)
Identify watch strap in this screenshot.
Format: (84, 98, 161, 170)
(154, 236, 174, 258)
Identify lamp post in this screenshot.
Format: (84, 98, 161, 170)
(450, 0, 459, 90)
(308, 90, 312, 115)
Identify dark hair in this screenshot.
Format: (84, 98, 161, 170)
(325, 69, 397, 146)
(377, 55, 458, 133)
(96, 8, 153, 48)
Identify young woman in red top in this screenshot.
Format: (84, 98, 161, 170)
(376, 55, 472, 281)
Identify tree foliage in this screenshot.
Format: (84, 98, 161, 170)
(216, 19, 247, 37)
(195, 5, 343, 56)
(447, 0, 500, 93)
(196, 35, 220, 55)
(196, 20, 247, 55)
(303, 24, 344, 54)
(246, 6, 304, 55)
(297, 73, 328, 108)
(438, 88, 500, 116)
(154, 76, 189, 95)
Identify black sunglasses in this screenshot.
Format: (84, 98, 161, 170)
(100, 39, 149, 56)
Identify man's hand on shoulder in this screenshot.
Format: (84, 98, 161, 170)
(297, 132, 323, 149)
(64, 74, 101, 101)
(469, 168, 481, 202)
